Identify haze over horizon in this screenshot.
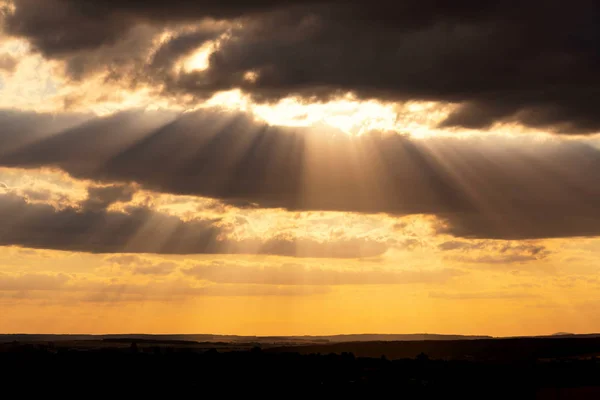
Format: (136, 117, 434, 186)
(2, 0, 600, 336)
(1, 332, 493, 337)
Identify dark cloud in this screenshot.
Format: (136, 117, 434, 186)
(438, 211, 600, 240)
(438, 241, 483, 251)
(437, 240, 550, 264)
(81, 184, 137, 211)
(0, 109, 93, 156)
(4, 1, 600, 132)
(0, 108, 467, 214)
(438, 241, 548, 256)
(3, 108, 600, 239)
(0, 191, 386, 257)
(3, 0, 147, 57)
(149, 28, 223, 70)
(3, 0, 294, 56)
(453, 254, 543, 265)
(63, 24, 162, 81)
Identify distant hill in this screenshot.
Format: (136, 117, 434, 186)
(3, 332, 600, 345)
(532, 333, 600, 339)
(267, 337, 600, 361)
(297, 334, 492, 342)
(0, 333, 490, 344)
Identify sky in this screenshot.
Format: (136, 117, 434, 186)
(1, 0, 600, 336)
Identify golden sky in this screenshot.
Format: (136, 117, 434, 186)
(2, 1, 600, 336)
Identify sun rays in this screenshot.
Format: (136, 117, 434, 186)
(2, 30, 600, 335)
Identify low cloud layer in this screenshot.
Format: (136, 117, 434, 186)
(2, 108, 600, 239)
(0, 189, 386, 257)
(4, 1, 600, 133)
(0, 272, 70, 291)
(438, 241, 550, 264)
(0, 272, 330, 301)
(183, 262, 464, 285)
(429, 291, 538, 300)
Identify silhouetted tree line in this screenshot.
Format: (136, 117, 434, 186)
(1, 341, 599, 398)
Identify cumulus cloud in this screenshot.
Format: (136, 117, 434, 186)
(2, 108, 600, 239)
(4, 1, 600, 132)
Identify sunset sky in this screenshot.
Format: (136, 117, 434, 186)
(1, 0, 600, 336)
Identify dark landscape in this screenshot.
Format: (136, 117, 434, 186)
(3, 334, 600, 398)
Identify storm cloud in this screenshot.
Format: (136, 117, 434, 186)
(4, 0, 600, 132)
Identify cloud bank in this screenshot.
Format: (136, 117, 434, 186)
(4, 0, 600, 133)
(0, 188, 386, 256)
(2, 108, 600, 240)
